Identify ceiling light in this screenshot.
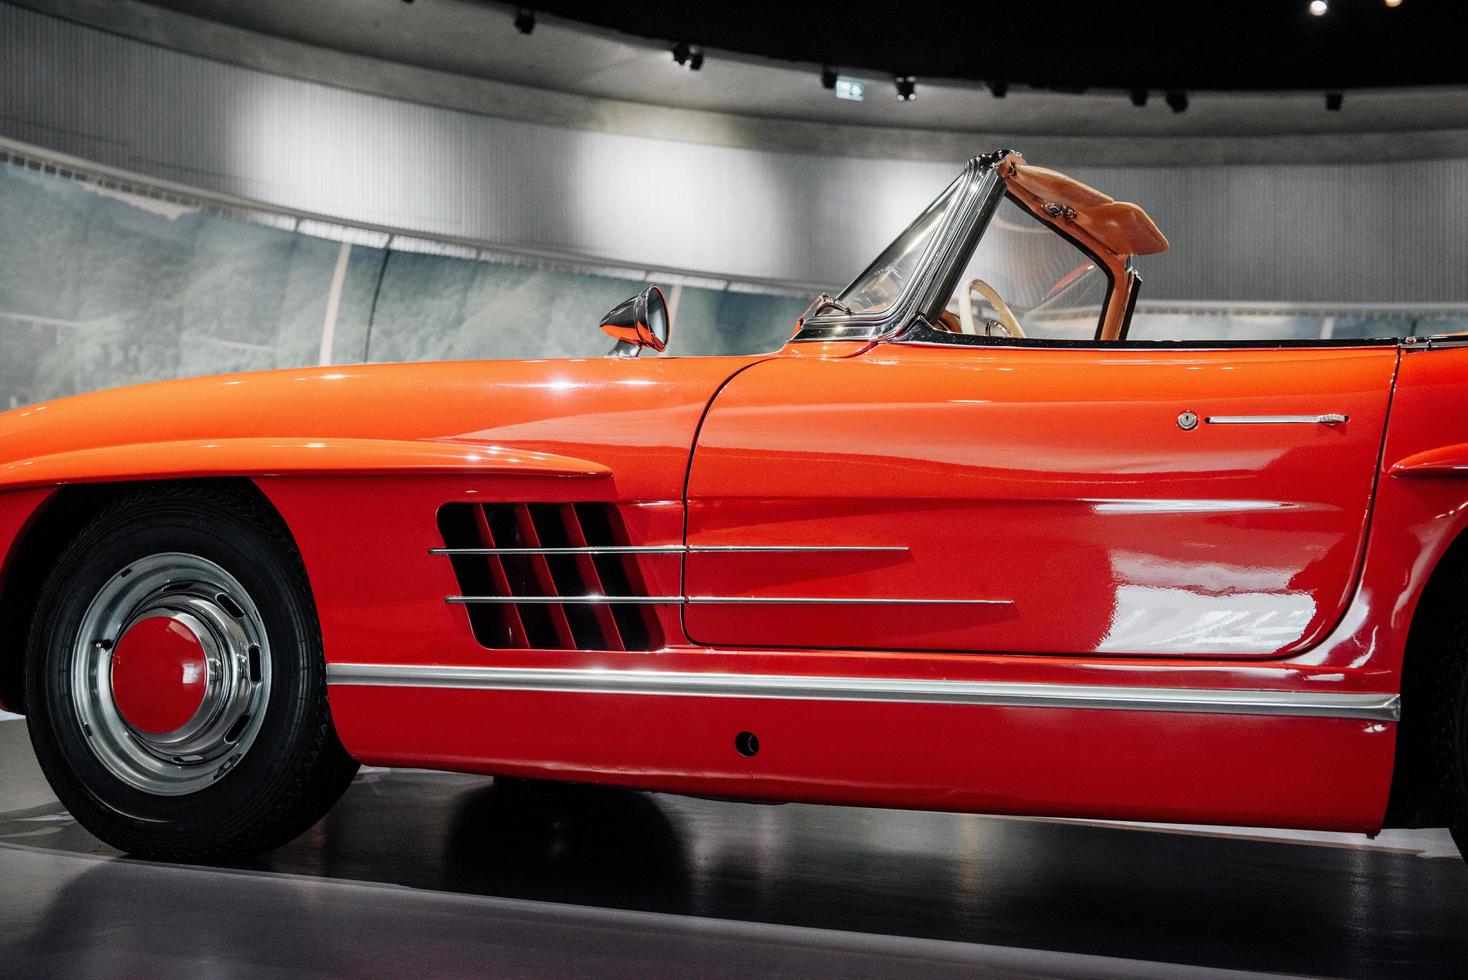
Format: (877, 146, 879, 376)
(672, 41, 703, 71)
(1384, 0, 1402, 6)
(1165, 90, 1188, 113)
(895, 76, 917, 102)
(1326, 91, 1343, 110)
(1309, 0, 1328, 14)
(1129, 88, 1148, 107)
(513, 8, 535, 34)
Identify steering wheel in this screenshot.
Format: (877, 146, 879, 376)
(958, 278, 1026, 338)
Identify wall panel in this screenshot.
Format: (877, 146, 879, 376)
(5, 5, 1465, 303)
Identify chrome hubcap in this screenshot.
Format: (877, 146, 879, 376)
(72, 553, 271, 796)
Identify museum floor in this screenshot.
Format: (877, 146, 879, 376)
(1, 717, 1465, 978)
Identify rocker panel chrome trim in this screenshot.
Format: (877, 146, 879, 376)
(325, 664, 1401, 721)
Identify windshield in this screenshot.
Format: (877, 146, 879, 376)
(936, 194, 1111, 341)
(831, 175, 963, 318)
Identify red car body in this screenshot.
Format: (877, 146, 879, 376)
(2, 151, 1465, 839)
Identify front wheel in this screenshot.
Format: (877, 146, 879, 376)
(25, 483, 358, 859)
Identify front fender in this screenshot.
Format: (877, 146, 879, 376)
(0, 356, 766, 501)
(0, 438, 610, 491)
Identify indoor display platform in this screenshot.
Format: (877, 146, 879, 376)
(2, 718, 1464, 978)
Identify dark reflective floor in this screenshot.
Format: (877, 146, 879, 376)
(2, 718, 1466, 977)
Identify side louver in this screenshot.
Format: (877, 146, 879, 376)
(435, 503, 663, 651)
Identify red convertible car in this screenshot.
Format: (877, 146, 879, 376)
(2, 150, 1467, 862)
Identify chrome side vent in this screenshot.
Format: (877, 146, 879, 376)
(435, 503, 662, 652)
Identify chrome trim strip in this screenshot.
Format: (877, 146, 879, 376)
(1402, 334, 1468, 351)
(896, 331, 1399, 353)
(688, 545, 909, 553)
(793, 153, 1007, 343)
(1082, 498, 1295, 514)
(446, 594, 1006, 606)
(448, 595, 683, 605)
(684, 596, 1012, 606)
(1205, 414, 1349, 425)
(325, 664, 1401, 721)
(430, 545, 908, 556)
(433, 546, 685, 556)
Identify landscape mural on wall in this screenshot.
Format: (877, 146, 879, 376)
(0, 162, 810, 410)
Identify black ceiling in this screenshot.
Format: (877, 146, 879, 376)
(530, 1, 1464, 92)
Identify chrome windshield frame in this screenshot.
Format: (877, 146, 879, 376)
(792, 150, 1011, 343)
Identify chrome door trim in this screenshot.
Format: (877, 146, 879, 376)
(325, 663, 1401, 721)
(684, 596, 1012, 606)
(448, 595, 684, 604)
(688, 545, 908, 553)
(430, 545, 908, 556)
(433, 546, 684, 556)
(1204, 414, 1349, 425)
(446, 594, 1006, 606)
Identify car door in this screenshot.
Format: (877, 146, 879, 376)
(683, 339, 1397, 658)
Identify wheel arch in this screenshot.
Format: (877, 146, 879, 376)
(0, 477, 288, 715)
(1384, 519, 1468, 828)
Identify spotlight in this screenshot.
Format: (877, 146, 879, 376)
(1326, 91, 1343, 110)
(1309, 0, 1328, 14)
(1165, 90, 1188, 113)
(895, 75, 917, 101)
(1129, 88, 1148, 107)
(986, 79, 1009, 98)
(672, 41, 703, 70)
(1384, 0, 1402, 6)
(513, 8, 535, 34)
(821, 66, 837, 89)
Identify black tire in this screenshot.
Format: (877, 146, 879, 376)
(24, 482, 359, 860)
(1443, 650, 1468, 861)
(1398, 546, 1468, 863)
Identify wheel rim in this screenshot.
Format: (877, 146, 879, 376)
(71, 553, 272, 796)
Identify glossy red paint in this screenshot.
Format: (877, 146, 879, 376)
(282, 340, 1455, 834)
(1389, 441, 1468, 479)
(330, 686, 1394, 832)
(17, 150, 1468, 844)
(0, 359, 760, 494)
(0, 437, 611, 490)
(5, 336, 1468, 833)
(686, 343, 1397, 657)
(261, 475, 693, 674)
(110, 616, 209, 735)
